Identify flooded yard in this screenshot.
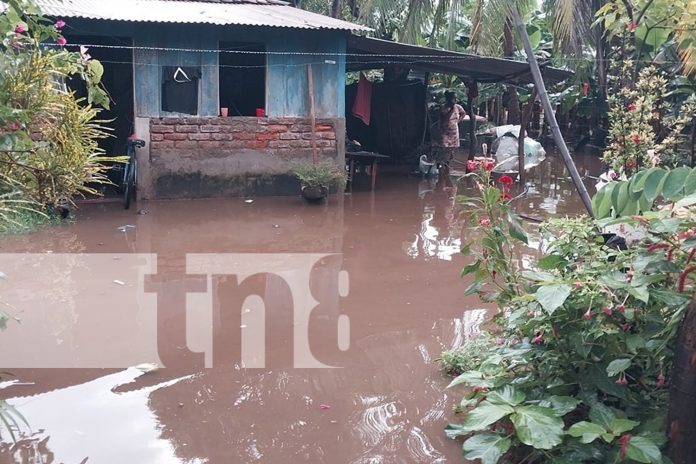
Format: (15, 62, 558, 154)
(0, 152, 599, 463)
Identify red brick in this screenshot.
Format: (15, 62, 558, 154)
(245, 140, 268, 149)
(290, 124, 311, 133)
(151, 141, 175, 150)
(200, 125, 221, 133)
(256, 133, 278, 141)
(151, 134, 164, 141)
(176, 125, 199, 133)
(150, 124, 174, 133)
(319, 132, 336, 140)
(189, 133, 211, 141)
(175, 140, 199, 149)
(211, 133, 233, 141)
(268, 140, 291, 148)
(317, 140, 336, 148)
(199, 141, 222, 149)
(164, 133, 188, 141)
(316, 124, 333, 132)
(290, 140, 311, 148)
(266, 124, 289, 133)
(234, 132, 255, 141)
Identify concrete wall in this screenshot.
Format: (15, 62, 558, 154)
(144, 116, 344, 199)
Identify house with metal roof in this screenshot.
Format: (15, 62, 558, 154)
(27, 0, 369, 198)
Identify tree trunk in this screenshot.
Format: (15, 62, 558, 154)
(668, 294, 696, 463)
(503, 18, 521, 125)
(331, 0, 341, 18)
(467, 80, 479, 162)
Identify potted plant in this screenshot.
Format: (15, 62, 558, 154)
(290, 160, 346, 202)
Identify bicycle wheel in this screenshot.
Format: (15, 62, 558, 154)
(123, 161, 132, 209)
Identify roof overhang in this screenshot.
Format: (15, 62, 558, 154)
(347, 36, 572, 85)
(5, 0, 371, 31)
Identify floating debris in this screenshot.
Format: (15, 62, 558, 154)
(117, 224, 136, 232)
(244, 199, 254, 203)
(113, 280, 125, 286)
(134, 362, 159, 373)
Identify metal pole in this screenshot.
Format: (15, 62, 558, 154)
(510, 6, 594, 217)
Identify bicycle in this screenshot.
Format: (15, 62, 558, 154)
(122, 138, 146, 209)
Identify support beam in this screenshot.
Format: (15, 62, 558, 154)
(517, 87, 537, 184)
(467, 80, 478, 162)
(510, 6, 594, 217)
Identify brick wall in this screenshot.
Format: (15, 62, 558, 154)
(149, 117, 337, 157)
(143, 116, 344, 199)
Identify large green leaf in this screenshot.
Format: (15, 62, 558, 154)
(609, 418, 639, 434)
(643, 168, 667, 202)
(611, 181, 631, 216)
(487, 385, 526, 407)
(588, 403, 618, 429)
(458, 401, 515, 433)
(544, 396, 581, 416)
(683, 167, 696, 194)
(593, 182, 616, 218)
(630, 169, 650, 194)
(661, 166, 691, 200)
(535, 283, 572, 315)
(448, 370, 493, 389)
(462, 433, 512, 464)
(507, 212, 528, 244)
(567, 421, 606, 443)
(606, 359, 631, 376)
(510, 405, 564, 449)
(626, 435, 662, 463)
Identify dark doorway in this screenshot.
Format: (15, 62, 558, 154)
(219, 42, 266, 117)
(65, 35, 134, 157)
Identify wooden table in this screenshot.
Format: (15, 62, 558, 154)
(345, 151, 389, 191)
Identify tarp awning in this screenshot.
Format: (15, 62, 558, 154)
(347, 36, 572, 84)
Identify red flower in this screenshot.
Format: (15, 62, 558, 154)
(483, 160, 495, 171)
(616, 372, 628, 386)
(466, 160, 477, 171)
(619, 434, 632, 460)
(627, 103, 636, 112)
(603, 306, 612, 315)
(479, 218, 491, 226)
(498, 175, 514, 186)
(582, 82, 589, 96)
(631, 134, 641, 144)
(617, 304, 625, 313)
(501, 192, 512, 201)
(621, 323, 630, 332)
(56, 36, 67, 46)
(628, 21, 637, 32)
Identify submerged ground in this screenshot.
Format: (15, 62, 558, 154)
(0, 152, 597, 464)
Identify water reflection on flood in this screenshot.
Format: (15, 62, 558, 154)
(0, 152, 599, 463)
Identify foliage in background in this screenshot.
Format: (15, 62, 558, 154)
(445, 168, 696, 463)
(0, 0, 112, 224)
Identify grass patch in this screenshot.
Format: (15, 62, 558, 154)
(0, 209, 62, 235)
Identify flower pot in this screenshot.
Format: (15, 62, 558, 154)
(301, 184, 328, 202)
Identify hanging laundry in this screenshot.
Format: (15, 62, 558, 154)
(161, 66, 201, 115)
(351, 73, 373, 126)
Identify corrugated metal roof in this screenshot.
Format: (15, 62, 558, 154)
(347, 36, 572, 85)
(28, 0, 370, 31)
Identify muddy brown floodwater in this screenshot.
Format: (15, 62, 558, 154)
(0, 152, 600, 464)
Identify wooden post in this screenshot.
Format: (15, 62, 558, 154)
(467, 80, 478, 162)
(517, 87, 538, 184)
(307, 64, 318, 164)
(510, 6, 594, 217)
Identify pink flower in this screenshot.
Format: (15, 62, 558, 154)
(619, 434, 632, 460)
(6, 121, 21, 131)
(657, 374, 665, 388)
(479, 218, 491, 227)
(319, 404, 331, 410)
(628, 21, 637, 32)
(531, 331, 544, 344)
(621, 323, 630, 332)
(582, 82, 589, 96)
(466, 160, 477, 172)
(483, 160, 495, 172)
(498, 175, 514, 186)
(616, 372, 628, 386)
(617, 304, 625, 313)
(603, 306, 612, 315)
(573, 281, 582, 289)
(583, 309, 592, 320)
(56, 36, 67, 46)
(627, 103, 636, 112)
(55, 20, 66, 29)
(14, 24, 27, 34)
(631, 134, 641, 144)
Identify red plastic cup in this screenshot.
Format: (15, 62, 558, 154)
(256, 108, 265, 117)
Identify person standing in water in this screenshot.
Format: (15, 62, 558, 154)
(435, 91, 467, 187)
